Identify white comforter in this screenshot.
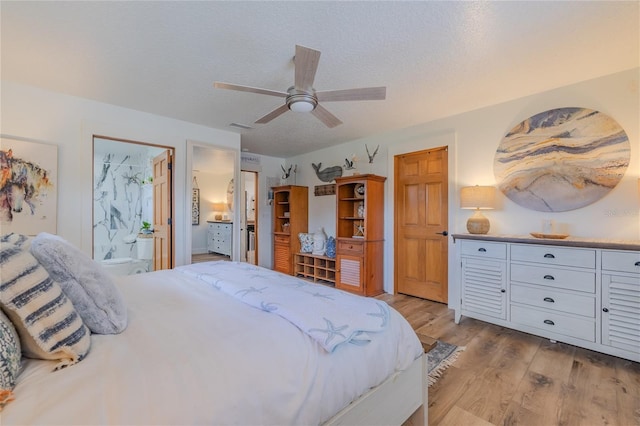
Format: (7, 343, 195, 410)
(4, 263, 422, 425)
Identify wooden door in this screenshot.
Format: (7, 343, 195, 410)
(395, 147, 448, 302)
(153, 150, 172, 270)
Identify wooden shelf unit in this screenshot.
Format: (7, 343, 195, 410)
(272, 185, 308, 275)
(294, 253, 336, 286)
(335, 174, 386, 296)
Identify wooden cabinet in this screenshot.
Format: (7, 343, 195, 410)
(294, 253, 336, 285)
(454, 234, 640, 362)
(272, 185, 308, 274)
(335, 174, 386, 296)
(207, 221, 232, 256)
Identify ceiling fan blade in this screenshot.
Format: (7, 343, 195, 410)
(316, 87, 386, 102)
(214, 82, 288, 98)
(311, 104, 343, 128)
(294, 45, 321, 91)
(255, 104, 290, 124)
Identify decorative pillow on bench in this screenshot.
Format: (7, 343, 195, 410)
(0, 241, 90, 370)
(30, 233, 128, 335)
(299, 233, 314, 253)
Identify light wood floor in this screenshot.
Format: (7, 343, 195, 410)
(376, 293, 640, 426)
(191, 252, 230, 263)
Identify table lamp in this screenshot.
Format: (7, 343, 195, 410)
(460, 185, 496, 234)
(212, 202, 227, 221)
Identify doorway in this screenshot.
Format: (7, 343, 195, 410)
(240, 171, 258, 265)
(188, 142, 237, 263)
(394, 146, 449, 302)
(92, 136, 173, 272)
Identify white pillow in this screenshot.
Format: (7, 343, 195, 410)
(30, 233, 127, 335)
(0, 241, 90, 370)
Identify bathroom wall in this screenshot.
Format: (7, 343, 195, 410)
(93, 138, 164, 260)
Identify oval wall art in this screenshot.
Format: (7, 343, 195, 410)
(493, 107, 630, 212)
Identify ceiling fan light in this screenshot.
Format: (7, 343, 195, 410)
(289, 99, 315, 113)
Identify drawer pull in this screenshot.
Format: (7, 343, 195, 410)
(543, 297, 555, 303)
(543, 319, 555, 326)
(478, 248, 487, 252)
(500, 289, 506, 293)
(602, 307, 609, 313)
(544, 253, 555, 259)
(635, 261, 640, 267)
(543, 275, 555, 280)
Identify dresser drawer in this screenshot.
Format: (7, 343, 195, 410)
(511, 305, 595, 342)
(511, 264, 595, 293)
(602, 250, 640, 274)
(460, 240, 506, 260)
(511, 244, 595, 268)
(338, 239, 363, 255)
(209, 222, 230, 230)
(511, 284, 595, 317)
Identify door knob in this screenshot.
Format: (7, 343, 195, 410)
(435, 231, 448, 236)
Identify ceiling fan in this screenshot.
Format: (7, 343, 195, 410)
(213, 45, 386, 128)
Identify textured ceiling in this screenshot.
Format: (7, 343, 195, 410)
(2, 1, 638, 158)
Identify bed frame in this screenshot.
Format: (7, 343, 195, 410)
(325, 334, 436, 425)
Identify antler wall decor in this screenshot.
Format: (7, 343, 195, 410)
(366, 144, 379, 164)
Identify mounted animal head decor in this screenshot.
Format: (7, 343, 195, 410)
(281, 164, 292, 180)
(366, 144, 379, 164)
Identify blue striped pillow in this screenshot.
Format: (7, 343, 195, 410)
(0, 241, 90, 370)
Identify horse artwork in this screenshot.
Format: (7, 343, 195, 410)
(0, 138, 57, 234)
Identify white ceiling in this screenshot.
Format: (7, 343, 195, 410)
(2, 1, 638, 158)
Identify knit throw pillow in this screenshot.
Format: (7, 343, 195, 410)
(30, 233, 127, 334)
(0, 309, 21, 392)
(0, 241, 90, 370)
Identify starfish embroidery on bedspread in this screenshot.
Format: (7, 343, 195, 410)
(308, 318, 348, 346)
(195, 273, 223, 289)
(366, 302, 389, 328)
(285, 280, 309, 289)
(349, 331, 371, 346)
(260, 301, 279, 312)
(234, 286, 267, 297)
(307, 291, 335, 300)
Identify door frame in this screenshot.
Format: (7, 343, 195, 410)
(91, 135, 174, 268)
(240, 170, 259, 265)
(385, 130, 459, 307)
(185, 140, 240, 263)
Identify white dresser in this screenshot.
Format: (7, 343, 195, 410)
(207, 221, 232, 257)
(453, 234, 640, 362)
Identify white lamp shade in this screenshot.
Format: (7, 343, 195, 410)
(460, 186, 496, 210)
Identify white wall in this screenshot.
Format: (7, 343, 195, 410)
(1, 81, 241, 266)
(286, 69, 640, 304)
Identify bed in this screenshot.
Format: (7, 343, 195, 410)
(1, 233, 428, 425)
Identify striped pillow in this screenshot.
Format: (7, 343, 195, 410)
(0, 241, 90, 370)
(0, 233, 32, 250)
